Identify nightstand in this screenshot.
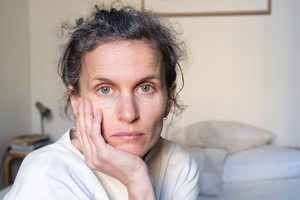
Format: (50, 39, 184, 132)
(2, 150, 32, 187)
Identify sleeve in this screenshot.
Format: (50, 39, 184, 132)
(4, 150, 94, 200)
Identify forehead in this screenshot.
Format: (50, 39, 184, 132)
(81, 40, 164, 80)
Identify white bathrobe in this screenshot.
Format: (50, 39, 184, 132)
(5, 129, 200, 200)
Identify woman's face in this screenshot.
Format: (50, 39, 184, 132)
(72, 40, 169, 157)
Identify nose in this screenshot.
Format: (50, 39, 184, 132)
(116, 94, 140, 123)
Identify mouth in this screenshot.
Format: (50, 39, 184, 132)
(111, 132, 145, 141)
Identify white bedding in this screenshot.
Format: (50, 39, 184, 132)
(199, 177, 300, 200)
(223, 145, 300, 182)
(167, 121, 300, 200)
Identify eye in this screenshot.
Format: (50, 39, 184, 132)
(139, 85, 153, 93)
(98, 86, 111, 95)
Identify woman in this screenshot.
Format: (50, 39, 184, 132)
(5, 5, 200, 200)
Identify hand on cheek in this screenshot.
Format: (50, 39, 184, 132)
(76, 97, 153, 190)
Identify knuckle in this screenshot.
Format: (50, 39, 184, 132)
(99, 151, 109, 161)
(90, 132, 97, 139)
(93, 159, 101, 167)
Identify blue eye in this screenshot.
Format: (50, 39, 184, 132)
(99, 87, 111, 94)
(140, 85, 152, 93)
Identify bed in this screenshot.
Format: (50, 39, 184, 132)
(189, 145, 300, 200)
(167, 120, 300, 200)
(200, 177, 300, 200)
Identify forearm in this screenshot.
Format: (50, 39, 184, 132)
(126, 165, 156, 200)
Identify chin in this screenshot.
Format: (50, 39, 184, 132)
(115, 144, 149, 157)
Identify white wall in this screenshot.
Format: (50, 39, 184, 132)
(0, 0, 31, 188)
(169, 0, 300, 146)
(27, 0, 300, 145)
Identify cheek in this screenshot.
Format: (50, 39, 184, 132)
(88, 96, 116, 135)
(140, 97, 167, 131)
(143, 102, 165, 121)
(88, 92, 118, 115)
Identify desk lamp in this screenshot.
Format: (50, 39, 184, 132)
(35, 102, 52, 134)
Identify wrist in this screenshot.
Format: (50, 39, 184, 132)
(126, 164, 155, 200)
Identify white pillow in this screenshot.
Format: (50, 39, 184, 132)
(184, 147, 227, 196)
(168, 121, 275, 154)
(223, 145, 300, 182)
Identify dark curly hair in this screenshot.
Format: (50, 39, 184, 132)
(58, 3, 186, 120)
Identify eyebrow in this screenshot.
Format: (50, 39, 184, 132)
(138, 75, 160, 83)
(90, 77, 113, 83)
(90, 74, 160, 84)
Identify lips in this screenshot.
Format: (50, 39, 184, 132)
(112, 132, 144, 141)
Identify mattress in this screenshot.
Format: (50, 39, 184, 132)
(199, 177, 300, 200)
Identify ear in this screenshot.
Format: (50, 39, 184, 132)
(68, 85, 79, 117)
(165, 83, 176, 118)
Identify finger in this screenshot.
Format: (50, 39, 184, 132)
(87, 110, 109, 168)
(83, 98, 98, 154)
(89, 110, 106, 150)
(76, 98, 85, 154)
(76, 119, 84, 151)
(83, 98, 93, 134)
(78, 97, 93, 158)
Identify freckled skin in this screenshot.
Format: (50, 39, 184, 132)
(74, 40, 169, 157)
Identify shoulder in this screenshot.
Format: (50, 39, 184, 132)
(5, 134, 98, 199)
(11, 139, 86, 186)
(23, 135, 84, 169)
(159, 138, 198, 168)
(164, 139, 199, 177)
(148, 138, 200, 199)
